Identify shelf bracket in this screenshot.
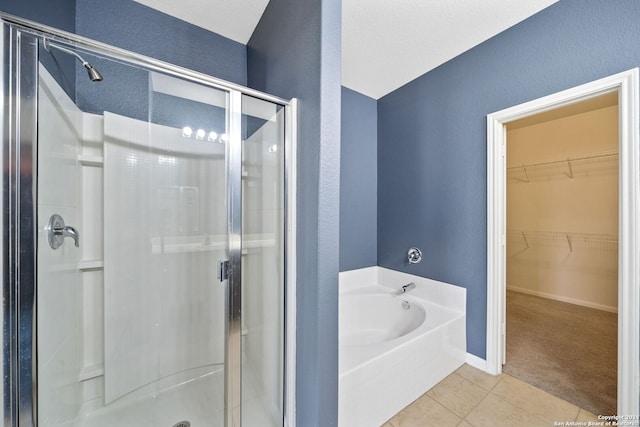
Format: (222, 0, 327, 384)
(521, 231, 529, 249)
(521, 164, 530, 183)
(566, 233, 573, 252)
(566, 158, 574, 179)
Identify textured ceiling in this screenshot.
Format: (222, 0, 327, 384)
(135, 0, 560, 99)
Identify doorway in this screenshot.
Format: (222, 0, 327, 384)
(486, 69, 640, 417)
(504, 93, 618, 414)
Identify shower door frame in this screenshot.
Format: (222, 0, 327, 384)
(0, 13, 297, 427)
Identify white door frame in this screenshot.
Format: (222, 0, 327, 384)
(486, 69, 640, 416)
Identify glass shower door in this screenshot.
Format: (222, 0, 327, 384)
(35, 38, 232, 426)
(240, 95, 286, 427)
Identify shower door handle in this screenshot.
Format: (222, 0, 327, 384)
(218, 259, 230, 282)
(47, 214, 80, 249)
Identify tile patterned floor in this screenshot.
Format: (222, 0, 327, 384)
(382, 364, 603, 427)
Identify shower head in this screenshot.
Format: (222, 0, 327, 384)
(83, 62, 104, 82)
(43, 39, 103, 82)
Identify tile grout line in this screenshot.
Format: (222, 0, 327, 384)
(389, 367, 590, 426)
(421, 372, 490, 425)
(455, 368, 504, 393)
(428, 393, 464, 426)
(499, 373, 583, 422)
(446, 370, 506, 426)
(485, 389, 552, 426)
(460, 390, 490, 426)
(386, 392, 463, 427)
(456, 369, 583, 425)
(455, 372, 499, 426)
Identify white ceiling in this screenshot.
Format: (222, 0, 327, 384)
(134, 0, 560, 99)
(132, 0, 270, 44)
(343, 0, 560, 99)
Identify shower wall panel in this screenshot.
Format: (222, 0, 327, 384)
(37, 64, 84, 424)
(103, 113, 226, 403)
(78, 109, 106, 409)
(38, 64, 109, 417)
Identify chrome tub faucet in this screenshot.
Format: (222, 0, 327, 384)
(401, 282, 416, 293)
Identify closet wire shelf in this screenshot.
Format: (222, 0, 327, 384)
(507, 150, 618, 182)
(508, 229, 618, 252)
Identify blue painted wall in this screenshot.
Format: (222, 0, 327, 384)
(2, 1, 246, 128)
(340, 87, 377, 271)
(1, 0, 75, 33)
(74, 0, 245, 124)
(377, 0, 640, 359)
(75, 0, 246, 86)
(247, 0, 341, 425)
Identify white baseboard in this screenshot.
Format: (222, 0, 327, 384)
(466, 353, 489, 373)
(507, 286, 617, 313)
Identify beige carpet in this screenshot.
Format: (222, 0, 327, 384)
(504, 290, 617, 416)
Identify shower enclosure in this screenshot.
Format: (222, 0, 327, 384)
(1, 14, 295, 427)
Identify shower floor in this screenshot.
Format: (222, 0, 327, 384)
(69, 364, 279, 427)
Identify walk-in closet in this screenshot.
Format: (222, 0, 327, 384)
(504, 92, 619, 415)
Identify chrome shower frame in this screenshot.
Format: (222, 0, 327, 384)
(0, 13, 297, 427)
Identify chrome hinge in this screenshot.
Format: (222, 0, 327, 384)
(218, 259, 230, 282)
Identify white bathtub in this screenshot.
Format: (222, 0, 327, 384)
(340, 294, 426, 347)
(339, 267, 466, 427)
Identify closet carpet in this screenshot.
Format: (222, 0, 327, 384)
(504, 290, 617, 416)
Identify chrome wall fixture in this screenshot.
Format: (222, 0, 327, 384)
(47, 214, 80, 249)
(43, 38, 103, 82)
(407, 247, 422, 264)
(401, 282, 416, 293)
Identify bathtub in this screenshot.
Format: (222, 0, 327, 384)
(339, 267, 466, 427)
